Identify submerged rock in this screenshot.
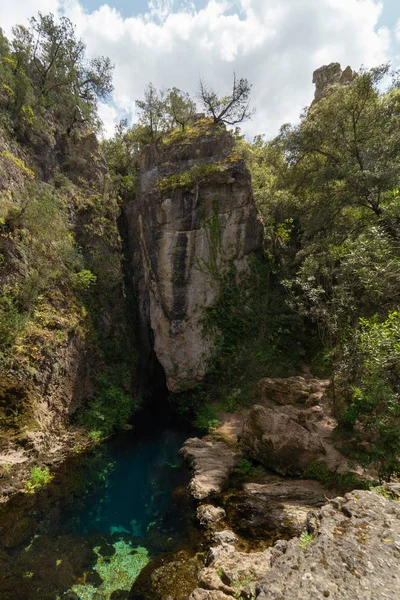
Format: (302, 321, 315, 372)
(125, 123, 263, 392)
(180, 437, 240, 500)
(197, 505, 226, 527)
(221, 478, 330, 543)
(129, 549, 202, 600)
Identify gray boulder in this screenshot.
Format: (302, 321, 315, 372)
(240, 405, 326, 475)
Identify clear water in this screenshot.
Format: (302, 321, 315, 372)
(74, 428, 191, 538)
(0, 425, 194, 600)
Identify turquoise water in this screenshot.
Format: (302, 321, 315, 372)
(0, 424, 195, 600)
(74, 428, 191, 539)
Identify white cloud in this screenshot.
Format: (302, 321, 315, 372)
(97, 101, 119, 138)
(1, 0, 397, 139)
(0, 0, 60, 35)
(396, 18, 400, 41)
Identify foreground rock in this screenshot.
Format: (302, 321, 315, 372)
(125, 121, 263, 392)
(240, 376, 350, 476)
(188, 487, 400, 600)
(181, 437, 240, 500)
(257, 487, 400, 599)
(191, 543, 271, 600)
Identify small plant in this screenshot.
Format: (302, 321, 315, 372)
(71, 269, 97, 290)
(233, 457, 268, 479)
(373, 486, 400, 501)
(24, 465, 53, 493)
(231, 572, 257, 600)
(156, 162, 223, 194)
(299, 531, 314, 549)
(1, 150, 35, 179)
(0, 463, 12, 477)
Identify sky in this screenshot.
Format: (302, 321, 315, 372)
(1, 0, 400, 139)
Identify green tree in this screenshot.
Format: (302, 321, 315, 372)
(101, 119, 143, 197)
(277, 65, 400, 240)
(199, 73, 254, 126)
(10, 13, 114, 134)
(165, 87, 196, 130)
(0, 27, 34, 132)
(261, 65, 400, 477)
(135, 83, 168, 143)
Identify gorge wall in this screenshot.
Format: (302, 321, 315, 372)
(0, 120, 132, 492)
(125, 123, 263, 393)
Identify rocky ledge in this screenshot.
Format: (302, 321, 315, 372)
(180, 436, 240, 500)
(189, 486, 400, 600)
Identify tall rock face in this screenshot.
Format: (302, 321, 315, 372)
(312, 62, 356, 103)
(0, 120, 132, 486)
(125, 125, 263, 393)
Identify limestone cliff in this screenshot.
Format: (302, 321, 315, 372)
(0, 121, 132, 493)
(125, 123, 263, 392)
(312, 62, 356, 103)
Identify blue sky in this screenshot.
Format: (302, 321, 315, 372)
(378, 0, 400, 28)
(79, 0, 399, 27)
(80, 0, 209, 18)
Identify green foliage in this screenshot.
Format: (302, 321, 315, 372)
(201, 256, 301, 380)
(135, 83, 197, 143)
(135, 83, 169, 144)
(71, 269, 97, 291)
(233, 457, 268, 478)
(1, 150, 35, 178)
(303, 460, 372, 492)
(0, 291, 27, 347)
(2, 181, 82, 314)
(0, 14, 114, 136)
(249, 65, 400, 480)
(100, 119, 140, 199)
(78, 370, 135, 439)
(172, 253, 301, 429)
(195, 196, 224, 280)
(157, 163, 223, 194)
(373, 486, 400, 501)
(193, 404, 220, 433)
(165, 87, 196, 131)
(24, 465, 53, 493)
(299, 532, 314, 549)
(338, 312, 400, 480)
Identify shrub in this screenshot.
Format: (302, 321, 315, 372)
(24, 465, 53, 493)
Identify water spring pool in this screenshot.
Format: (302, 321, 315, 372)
(0, 425, 195, 600)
